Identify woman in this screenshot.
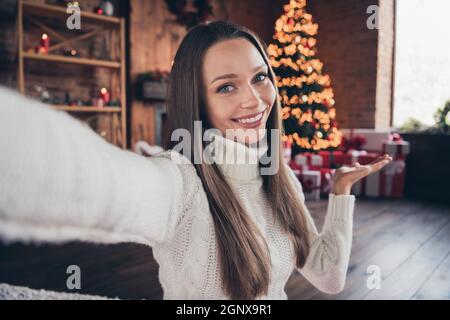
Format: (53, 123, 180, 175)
(0, 21, 392, 300)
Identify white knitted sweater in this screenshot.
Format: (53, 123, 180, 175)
(0, 87, 355, 299)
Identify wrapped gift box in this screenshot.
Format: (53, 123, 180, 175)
(351, 152, 379, 197)
(340, 129, 391, 152)
(351, 152, 406, 198)
(291, 168, 321, 201)
(318, 150, 353, 168)
(355, 152, 380, 165)
(318, 150, 340, 168)
(382, 140, 410, 157)
(334, 152, 354, 167)
(382, 157, 406, 198)
(289, 159, 302, 171)
(309, 165, 335, 196)
(348, 149, 368, 164)
(294, 152, 323, 168)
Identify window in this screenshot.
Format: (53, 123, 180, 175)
(394, 0, 450, 127)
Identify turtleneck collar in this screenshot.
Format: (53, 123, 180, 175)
(208, 131, 268, 181)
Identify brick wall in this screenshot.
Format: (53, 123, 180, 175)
(307, 0, 395, 130)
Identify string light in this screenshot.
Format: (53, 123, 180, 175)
(269, 0, 342, 151)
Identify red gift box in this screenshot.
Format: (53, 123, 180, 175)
(309, 165, 335, 196)
(356, 152, 380, 165)
(318, 150, 340, 168)
(334, 152, 353, 167)
(382, 157, 406, 198)
(318, 150, 353, 168)
(352, 153, 406, 198)
(289, 162, 321, 201)
(352, 152, 379, 197)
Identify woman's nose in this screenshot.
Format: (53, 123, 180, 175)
(240, 85, 260, 109)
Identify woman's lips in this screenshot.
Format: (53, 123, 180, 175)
(231, 109, 266, 129)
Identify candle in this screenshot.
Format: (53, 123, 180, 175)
(95, 7, 103, 15)
(40, 34, 49, 53)
(100, 87, 110, 104)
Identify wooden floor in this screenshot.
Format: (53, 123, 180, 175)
(0, 198, 449, 300)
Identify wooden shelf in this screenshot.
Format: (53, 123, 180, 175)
(23, 52, 121, 69)
(18, 0, 128, 149)
(52, 105, 122, 113)
(22, 1, 121, 28)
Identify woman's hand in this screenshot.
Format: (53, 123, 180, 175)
(331, 154, 393, 195)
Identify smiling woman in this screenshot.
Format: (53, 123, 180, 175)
(202, 39, 275, 141)
(0, 20, 391, 300)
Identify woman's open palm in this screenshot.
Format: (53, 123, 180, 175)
(332, 154, 393, 195)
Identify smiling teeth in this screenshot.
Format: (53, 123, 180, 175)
(236, 112, 263, 124)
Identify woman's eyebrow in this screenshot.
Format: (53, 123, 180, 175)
(209, 64, 267, 86)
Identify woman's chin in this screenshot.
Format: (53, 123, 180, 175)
(232, 125, 267, 145)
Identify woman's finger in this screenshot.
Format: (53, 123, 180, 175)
(336, 164, 371, 183)
(367, 154, 390, 165)
(334, 154, 393, 185)
(369, 156, 392, 172)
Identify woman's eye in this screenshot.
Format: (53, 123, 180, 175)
(217, 73, 267, 93)
(217, 85, 234, 93)
(255, 72, 268, 82)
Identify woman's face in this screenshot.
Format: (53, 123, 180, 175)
(202, 38, 276, 145)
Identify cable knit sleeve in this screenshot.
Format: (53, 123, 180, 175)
(0, 87, 186, 247)
(287, 166, 356, 294)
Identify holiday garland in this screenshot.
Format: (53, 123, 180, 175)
(165, 0, 213, 29)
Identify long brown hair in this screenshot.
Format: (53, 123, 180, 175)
(164, 21, 311, 300)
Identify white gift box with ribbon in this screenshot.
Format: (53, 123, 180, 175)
(292, 169, 321, 201)
(352, 159, 406, 197)
(382, 141, 410, 157)
(294, 153, 323, 168)
(383, 159, 406, 196)
(341, 128, 391, 151)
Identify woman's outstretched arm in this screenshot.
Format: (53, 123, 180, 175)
(287, 167, 356, 294)
(0, 87, 186, 247)
(288, 152, 392, 294)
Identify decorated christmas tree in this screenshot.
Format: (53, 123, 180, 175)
(268, 0, 342, 154)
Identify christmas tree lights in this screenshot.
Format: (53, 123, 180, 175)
(268, 0, 342, 153)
